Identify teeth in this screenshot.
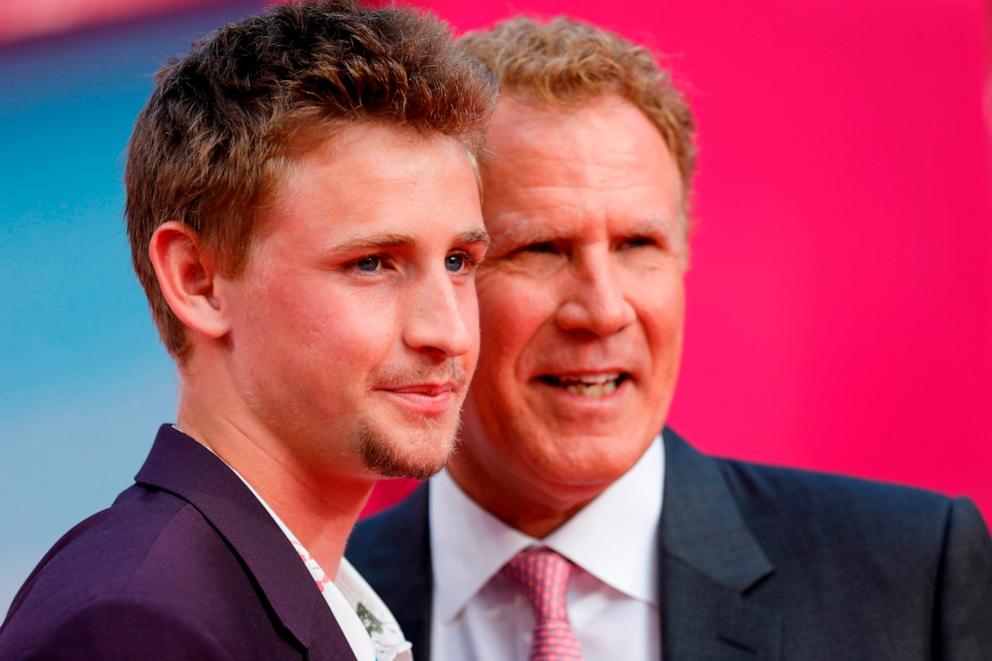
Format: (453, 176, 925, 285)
(538, 372, 626, 397)
(564, 379, 618, 398)
(559, 372, 620, 386)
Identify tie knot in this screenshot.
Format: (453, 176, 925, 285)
(500, 547, 575, 622)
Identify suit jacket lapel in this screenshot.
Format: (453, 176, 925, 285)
(659, 428, 780, 659)
(134, 425, 354, 661)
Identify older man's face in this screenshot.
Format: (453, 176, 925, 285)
(454, 95, 686, 517)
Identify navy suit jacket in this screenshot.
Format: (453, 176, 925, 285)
(0, 425, 355, 660)
(347, 428, 992, 660)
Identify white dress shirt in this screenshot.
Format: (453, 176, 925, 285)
(429, 436, 664, 661)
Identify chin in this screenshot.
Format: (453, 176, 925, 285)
(534, 433, 651, 482)
(358, 418, 460, 480)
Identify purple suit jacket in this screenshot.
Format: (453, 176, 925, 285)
(0, 425, 355, 660)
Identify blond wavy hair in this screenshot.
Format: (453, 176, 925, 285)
(460, 16, 696, 231)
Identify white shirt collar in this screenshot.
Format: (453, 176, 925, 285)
(430, 435, 664, 623)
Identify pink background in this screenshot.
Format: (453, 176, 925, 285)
(364, 0, 992, 520)
(3, 0, 987, 520)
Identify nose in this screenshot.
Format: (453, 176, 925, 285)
(403, 268, 475, 359)
(555, 249, 635, 337)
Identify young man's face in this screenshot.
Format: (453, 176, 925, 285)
(453, 95, 686, 517)
(221, 123, 487, 480)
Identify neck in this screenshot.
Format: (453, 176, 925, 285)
(176, 374, 374, 577)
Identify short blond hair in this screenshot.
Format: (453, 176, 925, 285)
(460, 16, 696, 220)
(126, 0, 497, 359)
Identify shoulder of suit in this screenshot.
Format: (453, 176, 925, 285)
(2, 592, 234, 659)
(716, 454, 954, 509)
(1, 484, 262, 651)
(710, 454, 987, 552)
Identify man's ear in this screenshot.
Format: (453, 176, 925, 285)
(148, 221, 231, 341)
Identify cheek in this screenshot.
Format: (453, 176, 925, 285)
(634, 271, 685, 370)
(321, 290, 404, 370)
(250, 274, 398, 367)
(477, 272, 556, 379)
(457, 284, 482, 366)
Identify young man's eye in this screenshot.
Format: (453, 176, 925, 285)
(445, 253, 468, 273)
(355, 256, 381, 272)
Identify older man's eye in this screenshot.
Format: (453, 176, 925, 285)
(523, 242, 559, 254)
(620, 236, 655, 249)
(355, 256, 382, 272)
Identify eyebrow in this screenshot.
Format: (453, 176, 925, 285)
(331, 232, 415, 252)
(628, 215, 679, 243)
(488, 220, 563, 255)
(458, 228, 491, 247)
(489, 214, 677, 253)
(328, 228, 490, 254)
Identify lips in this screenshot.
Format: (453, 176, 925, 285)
(536, 371, 630, 398)
(378, 381, 458, 416)
(386, 382, 456, 397)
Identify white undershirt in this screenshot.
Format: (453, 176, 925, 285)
(191, 433, 412, 661)
(235, 475, 413, 661)
(429, 436, 664, 661)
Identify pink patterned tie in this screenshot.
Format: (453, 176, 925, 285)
(500, 547, 584, 661)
